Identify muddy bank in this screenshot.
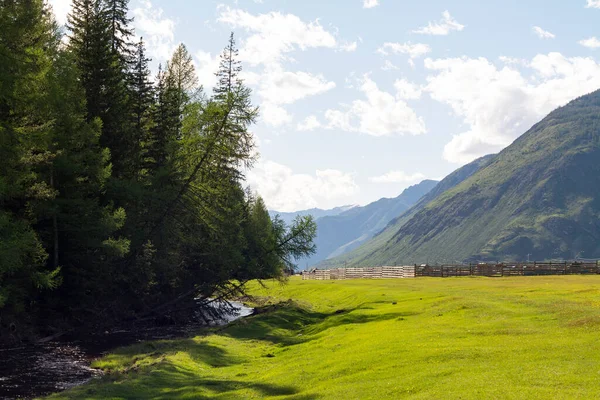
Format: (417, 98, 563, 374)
(0, 301, 253, 400)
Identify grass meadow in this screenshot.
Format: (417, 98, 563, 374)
(48, 276, 600, 399)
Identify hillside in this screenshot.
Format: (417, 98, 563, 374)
(269, 205, 356, 225)
(318, 154, 495, 268)
(301, 180, 438, 268)
(338, 89, 600, 265)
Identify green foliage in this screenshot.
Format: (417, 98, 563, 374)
(0, 0, 60, 326)
(0, 0, 316, 338)
(49, 276, 600, 399)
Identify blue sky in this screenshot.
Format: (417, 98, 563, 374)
(49, 0, 600, 211)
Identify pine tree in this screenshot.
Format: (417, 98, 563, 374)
(166, 43, 199, 139)
(67, 0, 135, 179)
(67, 0, 111, 122)
(211, 32, 257, 172)
(214, 32, 242, 100)
(0, 0, 60, 332)
(129, 37, 154, 177)
(35, 48, 130, 319)
(103, 0, 134, 58)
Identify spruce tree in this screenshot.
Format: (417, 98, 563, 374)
(0, 0, 60, 332)
(67, 0, 135, 179)
(129, 37, 154, 177)
(103, 0, 134, 58)
(35, 48, 130, 321)
(214, 32, 242, 100)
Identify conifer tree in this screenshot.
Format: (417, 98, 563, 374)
(166, 43, 199, 139)
(103, 0, 134, 58)
(129, 37, 154, 176)
(0, 0, 60, 330)
(214, 32, 242, 100)
(212, 32, 256, 170)
(67, 0, 135, 179)
(35, 49, 130, 320)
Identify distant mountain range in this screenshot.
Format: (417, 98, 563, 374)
(322, 89, 600, 266)
(317, 155, 494, 268)
(271, 180, 438, 269)
(269, 205, 357, 226)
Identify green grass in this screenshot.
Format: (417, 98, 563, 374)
(48, 276, 600, 399)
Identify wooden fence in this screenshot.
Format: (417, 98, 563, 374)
(302, 262, 600, 280)
(302, 266, 415, 280)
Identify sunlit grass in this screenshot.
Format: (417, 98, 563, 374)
(48, 276, 600, 399)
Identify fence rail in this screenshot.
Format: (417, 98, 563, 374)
(302, 262, 600, 280)
(302, 266, 415, 280)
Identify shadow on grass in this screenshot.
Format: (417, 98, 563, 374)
(221, 299, 419, 346)
(98, 339, 245, 371)
(56, 300, 411, 399)
(73, 362, 319, 400)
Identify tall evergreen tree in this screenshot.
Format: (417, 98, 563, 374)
(0, 0, 60, 335)
(34, 49, 130, 322)
(67, 0, 111, 122)
(129, 37, 154, 177)
(103, 0, 134, 58)
(166, 43, 199, 139)
(214, 32, 242, 100)
(67, 0, 135, 179)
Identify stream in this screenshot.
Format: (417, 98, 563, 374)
(0, 300, 254, 400)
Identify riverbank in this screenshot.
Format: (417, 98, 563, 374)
(47, 276, 600, 399)
(0, 301, 253, 399)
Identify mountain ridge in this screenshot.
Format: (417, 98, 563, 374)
(301, 180, 438, 268)
(336, 89, 600, 265)
(317, 154, 495, 268)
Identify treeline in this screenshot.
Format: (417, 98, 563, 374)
(0, 0, 315, 341)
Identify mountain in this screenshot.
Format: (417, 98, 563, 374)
(269, 205, 357, 225)
(300, 180, 438, 269)
(318, 154, 495, 268)
(329, 89, 600, 266)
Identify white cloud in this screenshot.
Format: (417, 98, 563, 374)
(363, 0, 379, 8)
(413, 10, 464, 36)
(339, 41, 358, 52)
(194, 50, 219, 91)
(217, 7, 337, 66)
(261, 103, 293, 127)
(394, 79, 422, 100)
(48, 0, 71, 26)
(579, 37, 600, 48)
(132, 0, 176, 63)
(325, 75, 426, 136)
(586, 0, 600, 8)
(381, 60, 401, 71)
(499, 56, 528, 66)
(424, 53, 600, 164)
(297, 115, 322, 131)
(532, 26, 555, 39)
(254, 65, 335, 126)
(217, 7, 340, 125)
(377, 42, 431, 59)
(369, 171, 426, 183)
(247, 160, 359, 211)
(257, 65, 336, 106)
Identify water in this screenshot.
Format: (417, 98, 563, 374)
(0, 301, 253, 400)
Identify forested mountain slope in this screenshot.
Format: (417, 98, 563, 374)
(318, 155, 495, 268)
(334, 90, 600, 265)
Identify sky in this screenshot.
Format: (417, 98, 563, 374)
(48, 0, 600, 212)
